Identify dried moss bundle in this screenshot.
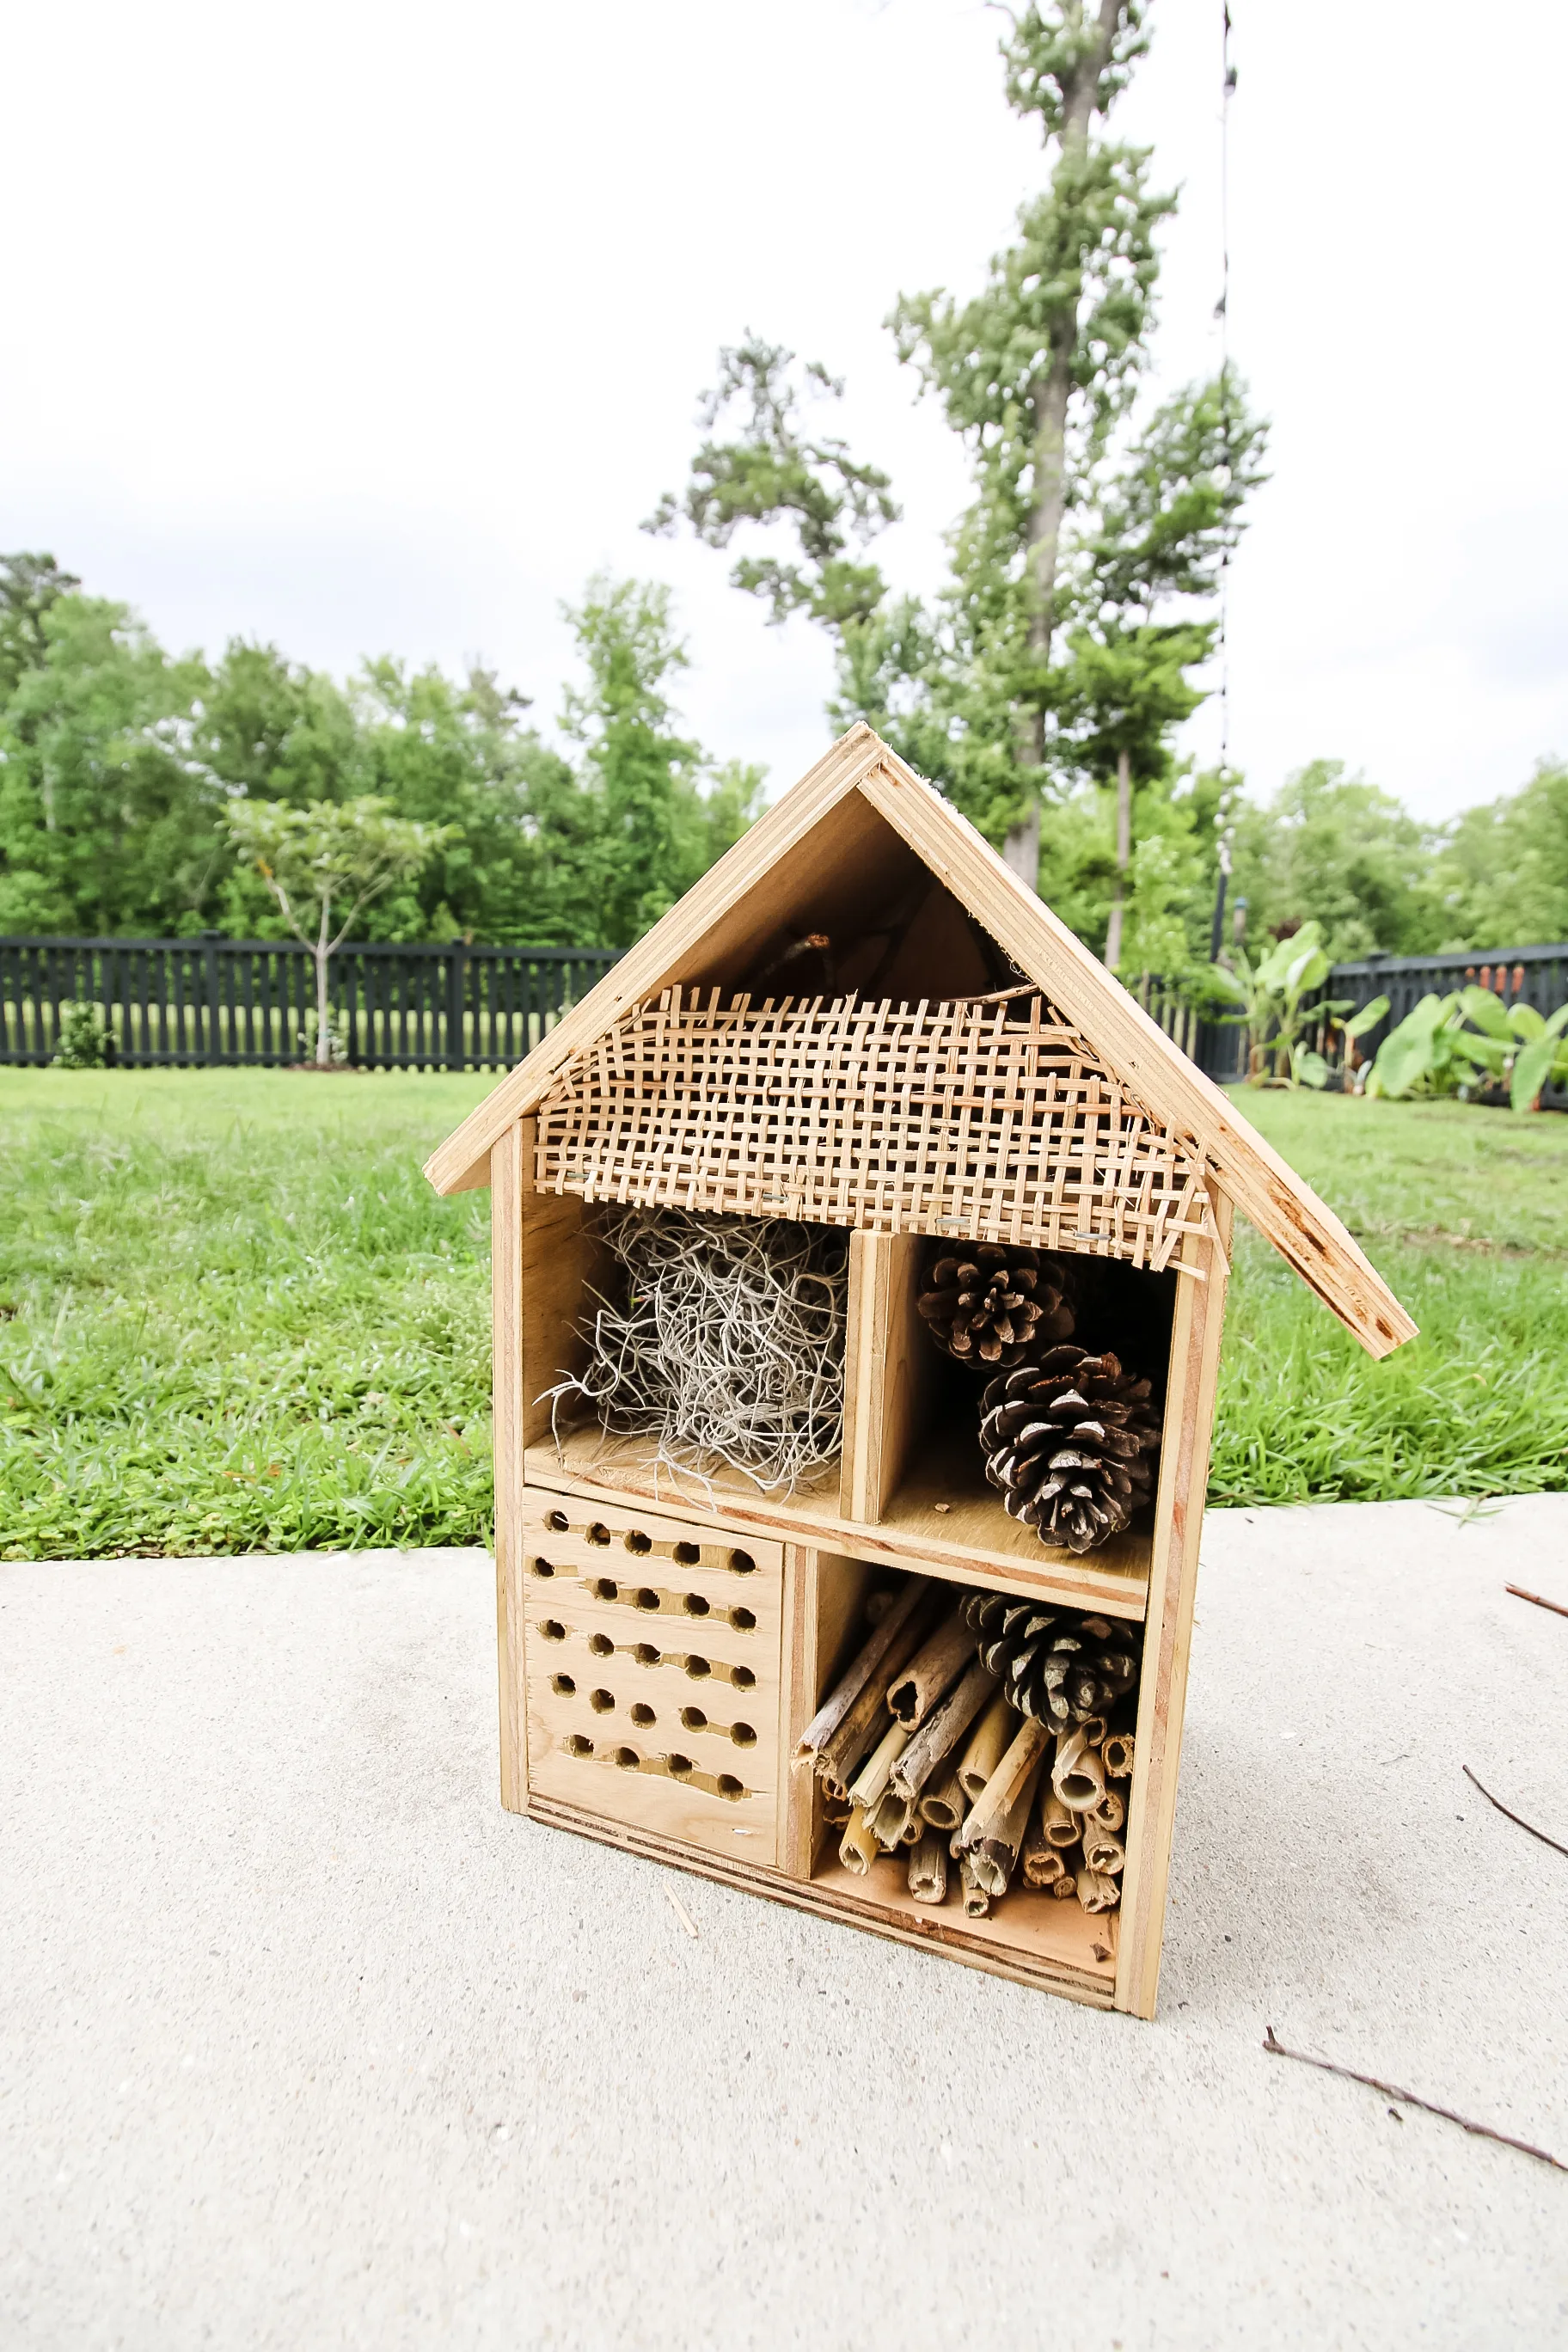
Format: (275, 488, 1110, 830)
(550, 1205, 848, 1496)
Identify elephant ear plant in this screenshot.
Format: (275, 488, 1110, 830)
(1204, 921, 1355, 1087)
(1369, 985, 1568, 1111)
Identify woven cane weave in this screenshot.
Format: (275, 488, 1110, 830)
(533, 988, 1218, 1272)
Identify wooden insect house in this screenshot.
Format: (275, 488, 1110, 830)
(425, 725, 1415, 2018)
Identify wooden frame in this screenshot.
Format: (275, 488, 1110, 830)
(488, 1129, 1228, 2011)
(448, 724, 1415, 2018)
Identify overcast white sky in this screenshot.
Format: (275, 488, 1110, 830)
(7, 0, 1566, 824)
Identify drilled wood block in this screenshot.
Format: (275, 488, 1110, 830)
(520, 1491, 784, 1867)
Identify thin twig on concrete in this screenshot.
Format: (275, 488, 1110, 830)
(1506, 1582, 1568, 1621)
(1462, 1764, 1568, 1860)
(665, 1885, 699, 1939)
(1262, 2028, 1566, 2172)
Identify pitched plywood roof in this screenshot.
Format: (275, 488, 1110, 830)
(426, 725, 1416, 1359)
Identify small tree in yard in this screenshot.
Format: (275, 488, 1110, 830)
(227, 796, 454, 1064)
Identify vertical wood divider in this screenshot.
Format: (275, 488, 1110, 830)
(491, 1118, 528, 1813)
(782, 1546, 816, 1880)
(840, 1229, 934, 1524)
(1115, 1190, 1234, 2016)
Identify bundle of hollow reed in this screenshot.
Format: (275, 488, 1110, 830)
(794, 1579, 1140, 1919)
(548, 1205, 848, 1496)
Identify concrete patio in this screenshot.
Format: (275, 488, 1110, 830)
(3, 1496, 1565, 2349)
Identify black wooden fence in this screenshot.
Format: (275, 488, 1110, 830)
(0, 935, 622, 1069)
(4, 931, 1565, 1091)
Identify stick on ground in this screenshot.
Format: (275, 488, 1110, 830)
(1261, 2027, 1566, 2172)
(1505, 1582, 1568, 1621)
(1462, 1763, 1568, 1860)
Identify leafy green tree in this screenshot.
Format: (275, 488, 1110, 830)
(646, 336, 897, 632)
(226, 796, 455, 1062)
(0, 554, 81, 698)
(1228, 760, 1447, 962)
(652, 2, 1266, 962)
(1435, 759, 1568, 947)
(0, 567, 760, 950)
(0, 594, 223, 934)
(556, 575, 763, 946)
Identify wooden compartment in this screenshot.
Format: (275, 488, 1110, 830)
(519, 1490, 786, 1868)
(788, 1549, 1124, 2004)
(519, 1212, 1158, 1620)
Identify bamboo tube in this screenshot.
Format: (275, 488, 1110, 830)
(1100, 1730, 1136, 1779)
(1079, 1716, 1108, 1749)
(971, 1753, 1046, 1898)
(917, 1767, 965, 1834)
(1043, 1787, 1081, 1847)
(908, 1828, 947, 1907)
(1081, 1819, 1125, 1876)
(1021, 1824, 1067, 1890)
(891, 1660, 998, 1804)
(1052, 1726, 1106, 1813)
(959, 1718, 1051, 1852)
(1049, 1871, 1079, 1898)
(959, 1853, 990, 1918)
(821, 1792, 852, 1826)
(957, 1694, 1015, 1802)
(1075, 1866, 1121, 1914)
(793, 1575, 934, 1769)
(814, 1593, 940, 1798)
(886, 1607, 976, 1727)
(847, 1719, 910, 1816)
(1092, 1787, 1124, 1833)
(870, 1787, 916, 1851)
(838, 1803, 880, 1876)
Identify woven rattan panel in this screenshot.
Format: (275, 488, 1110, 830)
(534, 989, 1218, 1271)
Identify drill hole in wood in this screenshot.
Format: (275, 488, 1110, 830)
(589, 1688, 615, 1713)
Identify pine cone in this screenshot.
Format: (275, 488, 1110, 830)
(979, 1345, 1161, 1553)
(916, 1242, 1075, 1369)
(961, 1593, 1140, 1727)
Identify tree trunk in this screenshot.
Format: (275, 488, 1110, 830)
(1008, 0, 1127, 877)
(315, 901, 334, 1066)
(1001, 801, 1041, 891)
(1103, 747, 1132, 971)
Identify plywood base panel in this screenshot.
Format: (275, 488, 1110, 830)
(524, 1793, 1116, 2007)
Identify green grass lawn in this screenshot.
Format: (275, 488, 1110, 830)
(1, 1071, 1564, 1557)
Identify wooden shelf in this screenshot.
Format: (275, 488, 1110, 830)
(811, 1853, 1118, 1994)
(524, 1424, 1150, 1620)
